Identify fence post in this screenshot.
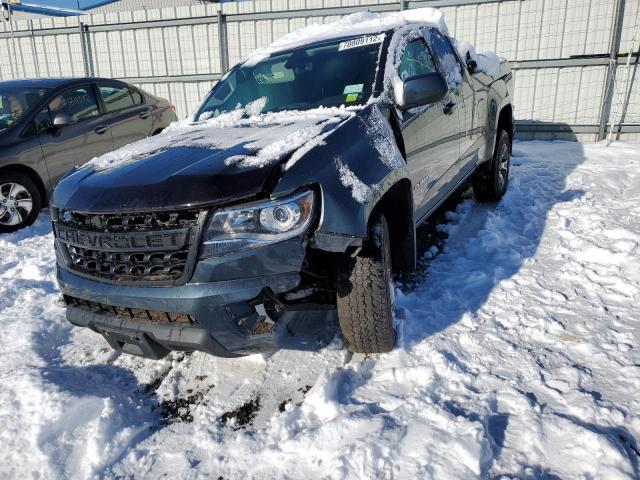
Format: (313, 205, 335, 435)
(78, 22, 95, 77)
(79, 22, 90, 77)
(597, 0, 626, 141)
(29, 20, 40, 77)
(217, 9, 229, 74)
(399, 0, 406, 11)
(85, 24, 95, 76)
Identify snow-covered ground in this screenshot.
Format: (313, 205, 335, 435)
(1, 141, 639, 479)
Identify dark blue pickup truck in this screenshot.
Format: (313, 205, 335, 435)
(52, 18, 513, 359)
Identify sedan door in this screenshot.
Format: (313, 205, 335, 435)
(97, 82, 155, 149)
(36, 85, 115, 185)
(396, 37, 461, 221)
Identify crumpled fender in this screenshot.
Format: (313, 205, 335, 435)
(272, 103, 411, 252)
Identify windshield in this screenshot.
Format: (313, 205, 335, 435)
(197, 34, 385, 119)
(0, 87, 48, 132)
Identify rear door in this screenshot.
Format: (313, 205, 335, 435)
(97, 82, 154, 149)
(396, 36, 461, 221)
(36, 85, 115, 185)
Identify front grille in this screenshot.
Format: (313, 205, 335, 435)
(67, 246, 189, 279)
(64, 295, 194, 325)
(55, 208, 206, 284)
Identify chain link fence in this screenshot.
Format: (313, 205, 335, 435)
(1, 0, 639, 140)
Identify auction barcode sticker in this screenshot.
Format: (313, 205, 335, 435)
(338, 33, 385, 51)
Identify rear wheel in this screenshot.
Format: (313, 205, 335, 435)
(473, 129, 511, 202)
(0, 173, 42, 233)
(336, 213, 396, 353)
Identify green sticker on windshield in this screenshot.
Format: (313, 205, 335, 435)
(343, 84, 364, 94)
(345, 94, 358, 102)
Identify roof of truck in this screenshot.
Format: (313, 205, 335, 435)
(243, 7, 447, 64)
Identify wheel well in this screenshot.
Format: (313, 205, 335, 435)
(0, 164, 48, 207)
(498, 104, 513, 150)
(152, 128, 164, 136)
(371, 179, 416, 273)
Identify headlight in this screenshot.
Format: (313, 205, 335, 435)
(200, 189, 315, 257)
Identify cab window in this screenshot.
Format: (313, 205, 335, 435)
(397, 39, 437, 81)
(427, 29, 463, 88)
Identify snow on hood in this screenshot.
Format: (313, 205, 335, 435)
(244, 7, 448, 66)
(85, 101, 355, 172)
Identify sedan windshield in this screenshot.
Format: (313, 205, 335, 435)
(0, 88, 48, 132)
(197, 34, 385, 119)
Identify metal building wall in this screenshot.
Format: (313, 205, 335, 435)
(1, 0, 638, 140)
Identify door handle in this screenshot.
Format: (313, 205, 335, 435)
(94, 126, 110, 135)
(443, 101, 457, 115)
(139, 112, 150, 119)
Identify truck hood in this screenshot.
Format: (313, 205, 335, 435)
(53, 110, 350, 213)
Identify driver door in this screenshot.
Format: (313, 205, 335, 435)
(35, 85, 114, 186)
(396, 37, 461, 221)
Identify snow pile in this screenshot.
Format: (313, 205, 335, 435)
(454, 39, 503, 77)
(244, 7, 448, 65)
(86, 102, 354, 171)
(2, 141, 640, 478)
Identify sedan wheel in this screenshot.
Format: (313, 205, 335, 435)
(0, 174, 42, 233)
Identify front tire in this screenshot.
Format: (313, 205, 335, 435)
(473, 129, 511, 202)
(336, 213, 396, 354)
(0, 173, 42, 233)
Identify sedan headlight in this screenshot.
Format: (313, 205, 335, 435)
(200, 189, 315, 257)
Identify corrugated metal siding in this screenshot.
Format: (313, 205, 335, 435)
(1, 0, 638, 136)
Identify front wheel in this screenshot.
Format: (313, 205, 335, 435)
(0, 173, 42, 233)
(336, 213, 396, 354)
(473, 129, 511, 202)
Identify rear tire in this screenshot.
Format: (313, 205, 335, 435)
(336, 213, 396, 353)
(0, 172, 42, 234)
(473, 129, 511, 202)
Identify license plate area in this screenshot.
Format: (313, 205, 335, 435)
(98, 327, 170, 359)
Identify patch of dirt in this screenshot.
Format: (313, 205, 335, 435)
(278, 399, 291, 412)
(279, 384, 314, 413)
(220, 396, 261, 430)
(161, 392, 204, 423)
(299, 384, 312, 394)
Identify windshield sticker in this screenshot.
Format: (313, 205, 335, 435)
(338, 33, 385, 51)
(343, 84, 364, 94)
(345, 94, 359, 102)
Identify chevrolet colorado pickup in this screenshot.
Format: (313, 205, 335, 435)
(52, 11, 513, 359)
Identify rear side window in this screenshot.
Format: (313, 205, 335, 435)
(131, 89, 144, 105)
(99, 84, 138, 112)
(427, 29, 463, 89)
(397, 39, 436, 81)
(49, 86, 100, 122)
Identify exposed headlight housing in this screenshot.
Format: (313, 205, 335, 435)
(200, 189, 315, 257)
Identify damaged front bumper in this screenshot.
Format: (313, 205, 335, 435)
(57, 238, 307, 359)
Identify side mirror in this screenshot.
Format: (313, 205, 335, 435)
(398, 73, 448, 111)
(467, 59, 478, 74)
(52, 113, 76, 128)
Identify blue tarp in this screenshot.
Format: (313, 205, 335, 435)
(3, 0, 120, 16)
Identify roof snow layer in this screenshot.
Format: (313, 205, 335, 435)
(244, 7, 448, 65)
